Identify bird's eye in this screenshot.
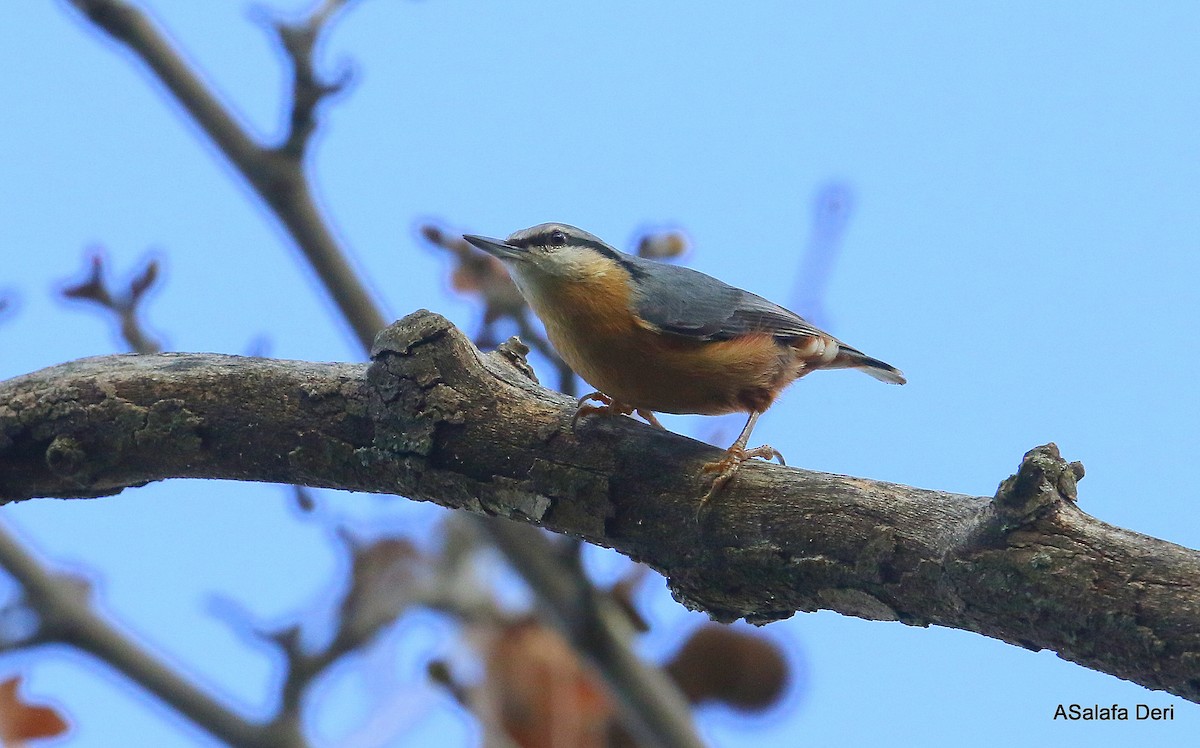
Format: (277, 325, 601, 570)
(548, 230, 567, 248)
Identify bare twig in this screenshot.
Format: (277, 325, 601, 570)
(59, 250, 163, 354)
(257, 524, 507, 738)
(263, 0, 355, 159)
(418, 222, 528, 348)
(789, 180, 855, 330)
(0, 523, 304, 748)
(0, 291, 15, 323)
(268, 533, 421, 723)
(68, 0, 386, 345)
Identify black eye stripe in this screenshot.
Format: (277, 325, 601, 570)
(509, 228, 650, 280)
(516, 228, 572, 248)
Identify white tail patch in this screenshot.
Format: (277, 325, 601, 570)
(831, 346, 906, 385)
(860, 364, 906, 385)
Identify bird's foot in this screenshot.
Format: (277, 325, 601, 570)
(571, 392, 663, 429)
(699, 444, 786, 510)
(571, 391, 626, 426)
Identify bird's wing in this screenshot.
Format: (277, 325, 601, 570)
(625, 257, 825, 342)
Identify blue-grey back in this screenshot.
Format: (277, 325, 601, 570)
(621, 252, 824, 343)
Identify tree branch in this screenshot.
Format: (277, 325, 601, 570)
(67, 0, 387, 344)
(267, 0, 355, 160)
(0, 524, 304, 748)
(3, 311, 1197, 704)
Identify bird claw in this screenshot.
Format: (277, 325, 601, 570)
(571, 392, 663, 429)
(698, 444, 785, 515)
(571, 391, 620, 427)
(702, 444, 785, 476)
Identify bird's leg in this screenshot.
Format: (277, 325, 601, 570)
(571, 391, 663, 429)
(701, 411, 785, 505)
(635, 408, 665, 429)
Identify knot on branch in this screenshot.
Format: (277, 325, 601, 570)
(369, 311, 541, 396)
(365, 311, 568, 521)
(45, 435, 88, 479)
(495, 337, 538, 384)
(993, 443, 1085, 528)
(367, 311, 470, 460)
(370, 309, 455, 360)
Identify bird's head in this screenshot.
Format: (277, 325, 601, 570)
(463, 223, 634, 289)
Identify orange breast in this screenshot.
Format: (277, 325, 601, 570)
(526, 273, 799, 415)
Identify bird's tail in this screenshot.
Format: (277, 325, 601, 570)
(834, 346, 907, 385)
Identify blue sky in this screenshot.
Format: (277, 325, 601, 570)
(1, 1, 1198, 745)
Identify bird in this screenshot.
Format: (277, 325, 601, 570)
(463, 223, 905, 503)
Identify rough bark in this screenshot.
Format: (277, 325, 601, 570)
(2, 310, 1198, 703)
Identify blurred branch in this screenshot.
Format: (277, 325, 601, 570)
(261, 529, 502, 732)
(2, 311, 1199, 706)
(0, 523, 304, 748)
(418, 223, 528, 348)
(264, 0, 355, 160)
(68, 0, 387, 345)
(0, 292, 15, 323)
(789, 180, 855, 330)
(0, 508, 501, 747)
(65, 2, 704, 745)
(18, 250, 303, 746)
(60, 250, 163, 354)
(481, 521, 701, 748)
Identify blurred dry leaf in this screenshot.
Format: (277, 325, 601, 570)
(480, 618, 615, 748)
(339, 534, 423, 644)
(0, 676, 68, 747)
(635, 230, 689, 260)
(420, 224, 526, 326)
(665, 625, 788, 711)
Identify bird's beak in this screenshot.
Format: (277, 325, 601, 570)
(463, 234, 527, 261)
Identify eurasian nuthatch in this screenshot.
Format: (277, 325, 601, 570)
(463, 223, 905, 499)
